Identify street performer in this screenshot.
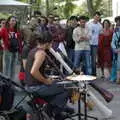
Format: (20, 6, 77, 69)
(25, 31, 72, 120)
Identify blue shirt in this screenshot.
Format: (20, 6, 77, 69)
(111, 27, 120, 50)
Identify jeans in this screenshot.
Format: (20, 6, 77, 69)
(110, 53, 117, 82)
(27, 82, 69, 109)
(3, 50, 18, 79)
(74, 50, 91, 75)
(117, 53, 120, 70)
(90, 45, 98, 76)
(66, 48, 74, 64)
(0, 51, 3, 72)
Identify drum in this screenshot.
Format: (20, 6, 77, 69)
(57, 80, 81, 104)
(66, 75, 96, 81)
(57, 81, 73, 85)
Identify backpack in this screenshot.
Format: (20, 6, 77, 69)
(9, 32, 19, 53)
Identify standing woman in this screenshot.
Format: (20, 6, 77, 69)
(0, 19, 6, 72)
(98, 19, 113, 79)
(0, 16, 22, 79)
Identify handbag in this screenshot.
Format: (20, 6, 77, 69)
(18, 59, 25, 86)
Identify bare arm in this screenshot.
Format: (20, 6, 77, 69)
(30, 50, 52, 85)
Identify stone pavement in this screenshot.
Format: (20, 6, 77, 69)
(66, 79, 120, 120)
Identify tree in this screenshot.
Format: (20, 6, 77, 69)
(46, 0, 49, 16)
(63, 0, 76, 18)
(86, 0, 107, 17)
(86, 0, 94, 17)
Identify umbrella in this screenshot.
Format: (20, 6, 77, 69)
(0, 0, 29, 12)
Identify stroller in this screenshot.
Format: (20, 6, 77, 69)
(0, 73, 26, 120)
(0, 73, 54, 120)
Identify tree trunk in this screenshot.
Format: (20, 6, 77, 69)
(86, 0, 94, 17)
(46, 0, 49, 16)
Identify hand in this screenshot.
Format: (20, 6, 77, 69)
(80, 37, 84, 41)
(45, 78, 53, 85)
(82, 36, 88, 41)
(84, 37, 89, 41)
(114, 49, 120, 53)
(80, 36, 88, 41)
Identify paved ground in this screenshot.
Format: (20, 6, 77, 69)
(67, 79, 120, 120)
(13, 65, 120, 120)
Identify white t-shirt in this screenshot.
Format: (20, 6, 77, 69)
(73, 26, 91, 50)
(87, 21, 102, 45)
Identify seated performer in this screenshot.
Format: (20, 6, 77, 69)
(25, 31, 72, 120)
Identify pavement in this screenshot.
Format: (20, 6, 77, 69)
(13, 65, 120, 120)
(67, 79, 120, 120)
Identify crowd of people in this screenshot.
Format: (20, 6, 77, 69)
(0, 11, 120, 119)
(0, 12, 120, 83)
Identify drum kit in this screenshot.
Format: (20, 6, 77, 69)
(56, 74, 98, 120)
(49, 48, 113, 120)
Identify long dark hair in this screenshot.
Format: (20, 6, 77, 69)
(28, 31, 52, 49)
(6, 16, 18, 32)
(102, 19, 111, 28)
(33, 31, 52, 44)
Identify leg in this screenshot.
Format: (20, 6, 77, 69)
(110, 53, 117, 82)
(29, 83, 69, 109)
(10, 52, 18, 79)
(84, 50, 91, 75)
(104, 68, 110, 80)
(67, 48, 74, 64)
(90, 45, 98, 76)
(116, 53, 120, 83)
(74, 50, 82, 70)
(0, 51, 3, 72)
(3, 50, 12, 77)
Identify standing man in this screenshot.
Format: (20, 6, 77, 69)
(87, 12, 102, 76)
(52, 15, 65, 51)
(65, 16, 78, 65)
(73, 16, 91, 75)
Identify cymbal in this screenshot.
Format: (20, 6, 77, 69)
(47, 75, 60, 79)
(57, 81, 73, 84)
(66, 75, 96, 81)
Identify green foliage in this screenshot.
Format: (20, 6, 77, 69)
(86, 0, 109, 17)
(73, 2, 88, 17)
(63, 1, 76, 18)
(17, 0, 110, 19)
(0, 13, 10, 19)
